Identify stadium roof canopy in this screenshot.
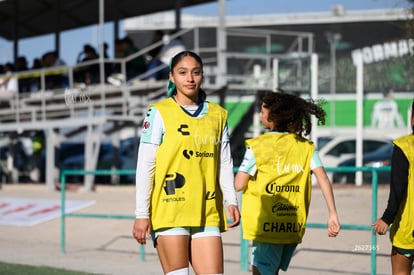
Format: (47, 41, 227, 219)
(0, 0, 215, 41)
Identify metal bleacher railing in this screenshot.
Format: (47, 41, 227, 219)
(1, 26, 313, 190)
(0, 26, 314, 123)
(60, 165, 390, 275)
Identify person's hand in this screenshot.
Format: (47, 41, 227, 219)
(132, 218, 151, 245)
(372, 218, 388, 235)
(227, 204, 241, 228)
(327, 215, 340, 237)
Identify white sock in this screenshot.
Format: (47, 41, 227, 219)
(166, 267, 189, 275)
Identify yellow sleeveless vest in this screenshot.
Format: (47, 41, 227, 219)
(390, 135, 414, 249)
(241, 132, 314, 244)
(150, 98, 228, 232)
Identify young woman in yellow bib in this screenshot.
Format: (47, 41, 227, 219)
(132, 51, 240, 275)
(235, 90, 341, 275)
(373, 101, 414, 275)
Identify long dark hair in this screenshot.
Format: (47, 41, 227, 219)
(168, 51, 206, 101)
(261, 89, 326, 137)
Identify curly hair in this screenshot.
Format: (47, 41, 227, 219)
(261, 89, 326, 137)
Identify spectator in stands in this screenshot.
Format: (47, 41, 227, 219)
(143, 30, 166, 81)
(107, 39, 124, 86)
(159, 31, 187, 68)
(144, 30, 186, 81)
(0, 62, 18, 102)
(114, 38, 122, 58)
(43, 50, 66, 67)
(100, 42, 114, 81)
(108, 36, 147, 84)
(102, 42, 110, 58)
(30, 58, 42, 92)
(147, 30, 164, 61)
(15, 56, 28, 71)
(120, 36, 147, 81)
(113, 38, 123, 70)
(75, 44, 100, 85)
(32, 58, 42, 70)
(41, 51, 68, 90)
(15, 56, 31, 93)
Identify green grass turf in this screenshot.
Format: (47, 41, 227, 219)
(0, 261, 102, 275)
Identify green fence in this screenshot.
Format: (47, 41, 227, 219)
(59, 169, 144, 260)
(60, 166, 390, 275)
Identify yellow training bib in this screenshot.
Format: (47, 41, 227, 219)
(241, 132, 313, 244)
(390, 135, 414, 249)
(150, 98, 228, 232)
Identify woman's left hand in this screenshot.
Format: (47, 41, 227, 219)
(327, 215, 340, 237)
(227, 204, 241, 228)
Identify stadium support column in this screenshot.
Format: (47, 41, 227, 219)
(174, 0, 182, 31)
(217, 0, 227, 87)
(84, 123, 103, 191)
(355, 53, 364, 186)
(111, 127, 120, 185)
(12, 0, 18, 62)
(310, 54, 319, 147)
(326, 32, 341, 128)
(99, 0, 105, 86)
(272, 59, 279, 91)
(253, 65, 261, 138)
(45, 128, 59, 191)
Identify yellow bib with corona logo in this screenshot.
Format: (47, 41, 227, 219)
(150, 98, 228, 232)
(241, 132, 313, 244)
(390, 135, 414, 249)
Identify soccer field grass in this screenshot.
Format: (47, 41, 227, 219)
(0, 261, 101, 275)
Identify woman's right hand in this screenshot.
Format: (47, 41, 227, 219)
(372, 218, 388, 235)
(132, 218, 151, 245)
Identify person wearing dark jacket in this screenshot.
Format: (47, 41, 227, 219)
(373, 100, 414, 275)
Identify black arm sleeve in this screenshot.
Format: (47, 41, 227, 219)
(381, 145, 409, 225)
